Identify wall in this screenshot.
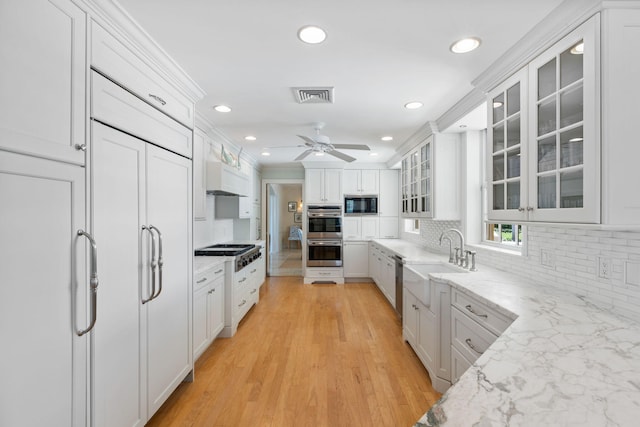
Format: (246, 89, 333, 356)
(277, 185, 303, 248)
(261, 166, 304, 180)
(193, 194, 234, 248)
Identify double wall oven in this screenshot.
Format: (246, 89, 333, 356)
(306, 205, 343, 267)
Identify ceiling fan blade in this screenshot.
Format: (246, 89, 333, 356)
(327, 150, 356, 163)
(297, 135, 316, 146)
(294, 149, 313, 161)
(331, 144, 370, 150)
(266, 144, 305, 149)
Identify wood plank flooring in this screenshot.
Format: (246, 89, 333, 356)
(147, 277, 441, 427)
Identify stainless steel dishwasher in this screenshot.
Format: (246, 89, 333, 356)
(394, 255, 404, 319)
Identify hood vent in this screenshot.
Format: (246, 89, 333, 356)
(293, 87, 334, 104)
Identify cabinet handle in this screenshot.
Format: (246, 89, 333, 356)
(465, 304, 488, 319)
(465, 338, 483, 354)
(238, 299, 247, 307)
(197, 277, 208, 284)
(76, 230, 99, 336)
(149, 225, 164, 301)
(74, 144, 86, 152)
(208, 288, 216, 294)
(214, 269, 223, 274)
(250, 269, 257, 273)
(141, 225, 156, 304)
(250, 288, 257, 294)
(518, 206, 525, 212)
(148, 93, 167, 106)
(527, 206, 534, 211)
(239, 277, 247, 283)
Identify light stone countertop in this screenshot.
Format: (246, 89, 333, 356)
(372, 239, 640, 426)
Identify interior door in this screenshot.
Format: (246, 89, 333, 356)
(0, 150, 88, 426)
(145, 143, 193, 415)
(91, 122, 146, 427)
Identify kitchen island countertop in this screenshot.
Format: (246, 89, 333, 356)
(372, 239, 640, 427)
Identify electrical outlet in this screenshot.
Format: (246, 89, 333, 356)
(598, 257, 611, 279)
(541, 250, 555, 268)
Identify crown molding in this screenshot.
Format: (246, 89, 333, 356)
(194, 111, 259, 168)
(436, 88, 486, 134)
(387, 121, 438, 166)
(80, 0, 206, 102)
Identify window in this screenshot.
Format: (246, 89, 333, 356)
(404, 218, 420, 234)
(484, 223, 524, 249)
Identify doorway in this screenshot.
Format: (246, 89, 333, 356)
(264, 181, 304, 276)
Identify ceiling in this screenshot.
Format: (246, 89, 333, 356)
(117, 0, 566, 166)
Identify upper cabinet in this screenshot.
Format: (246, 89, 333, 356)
(379, 169, 399, 217)
(401, 134, 460, 220)
(0, 0, 87, 165)
(193, 128, 208, 220)
(343, 169, 379, 194)
(305, 168, 343, 204)
(488, 17, 599, 223)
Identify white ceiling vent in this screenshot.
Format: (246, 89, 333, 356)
(293, 87, 334, 104)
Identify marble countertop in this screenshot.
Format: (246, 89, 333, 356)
(372, 239, 640, 426)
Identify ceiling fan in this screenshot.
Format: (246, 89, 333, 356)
(267, 123, 370, 162)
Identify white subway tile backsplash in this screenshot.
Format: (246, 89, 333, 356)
(413, 219, 640, 322)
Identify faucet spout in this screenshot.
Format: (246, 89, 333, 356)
(441, 228, 465, 266)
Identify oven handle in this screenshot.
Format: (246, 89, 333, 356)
(308, 240, 342, 246)
(308, 212, 341, 218)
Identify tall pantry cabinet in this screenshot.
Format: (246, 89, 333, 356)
(1, 1, 203, 426)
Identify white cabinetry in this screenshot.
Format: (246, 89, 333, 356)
(369, 243, 396, 307)
(0, 151, 88, 427)
(0, 0, 86, 165)
(343, 169, 379, 194)
(488, 17, 599, 223)
(305, 168, 343, 204)
(193, 262, 225, 360)
(193, 128, 207, 220)
(207, 162, 250, 196)
(401, 134, 459, 219)
(343, 216, 379, 240)
(343, 241, 370, 278)
(379, 169, 399, 238)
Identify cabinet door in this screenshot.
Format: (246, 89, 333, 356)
(417, 302, 436, 373)
(487, 70, 528, 222)
(238, 195, 252, 218)
(193, 128, 207, 220)
(0, 151, 87, 427)
(361, 217, 379, 240)
(403, 290, 418, 345)
(401, 157, 410, 215)
(343, 169, 360, 194)
(208, 278, 225, 339)
(451, 345, 472, 385)
(193, 284, 210, 360)
(343, 217, 361, 240)
(343, 242, 369, 277)
(146, 144, 193, 415)
(361, 170, 379, 193)
(0, 0, 86, 165)
(379, 169, 399, 216)
(528, 17, 599, 223)
(305, 169, 324, 203)
(323, 169, 343, 203)
(378, 217, 399, 239)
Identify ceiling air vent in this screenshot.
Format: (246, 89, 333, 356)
(293, 87, 334, 104)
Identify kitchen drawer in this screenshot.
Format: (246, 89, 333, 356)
(451, 344, 473, 385)
(194, 262, 225, 291)
(91, 23, 194, 129)
(451, 288, 512, 336)
(91, 71, 192, 158)
(451, 306, 498, 364)
(305, 267, 343, 278)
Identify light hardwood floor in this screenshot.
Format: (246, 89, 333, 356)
(147, 277, 441, 427)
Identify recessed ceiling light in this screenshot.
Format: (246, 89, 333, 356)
(404, 101, 423, 110)
(369, 152, 379, 156)
(493, 101, 503, 108)
(569, 137, 584, 142)
(245, 136, 257, 141)
(381, 136, 393, 142)
(261, 151, 271, 156)
(298, 26, 327, 44)
(450, 37, 481, 54)
(570, 42, 584, 55)
(213, 105, 231, 113)
(314, 152, 325, 157)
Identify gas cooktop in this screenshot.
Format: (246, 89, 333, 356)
(194, 244, 255, 257)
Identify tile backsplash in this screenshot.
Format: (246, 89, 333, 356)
(407, 219, 640, 322)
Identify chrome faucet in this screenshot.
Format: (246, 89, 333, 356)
(439, 235, 455, 263)
(439, 228, 466, 267)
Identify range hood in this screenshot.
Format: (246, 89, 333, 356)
(206, 161, 249, 197)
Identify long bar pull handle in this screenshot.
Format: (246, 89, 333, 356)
(149, 225, 163, 301)
(77, 230, 99, 336)
(141, 225, 156, 304)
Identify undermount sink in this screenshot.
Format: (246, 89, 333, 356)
(403, 263, 467, 307)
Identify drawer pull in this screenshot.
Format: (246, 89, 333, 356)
(196, 277, 207, 284)
(214, 269, 223, 274)
(250, 269, 257, 273)
(148, 93, 166, 106)
(250, 288, 257, 294)
(465, 338, 483, 354)
(465, 304, 488, 319)
(238, 277, 247, 283)
(238, 299, 247, 307)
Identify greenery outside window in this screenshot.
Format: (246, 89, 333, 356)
(484, 223, 524, 249)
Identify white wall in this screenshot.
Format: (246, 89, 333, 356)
(193, 194, 234, 248)
(278, 185, 303, 248)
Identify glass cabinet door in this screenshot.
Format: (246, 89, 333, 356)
(409, 150, 419, 213)
(528, 16, 598, 223)
(487, 69, 527, 221)
(401, 157, 409, 214)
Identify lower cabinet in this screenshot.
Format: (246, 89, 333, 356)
(194, 262, 225, 361)
(368, 243, 396, 307)
(344, 241, 369, 277)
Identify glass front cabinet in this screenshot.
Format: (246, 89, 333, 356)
(487, 16, 599, 223)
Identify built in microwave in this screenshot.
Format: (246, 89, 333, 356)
(344, 195, 378, 216)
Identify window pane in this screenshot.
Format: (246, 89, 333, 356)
(493, 184, 504, 210)
(493, 154, 504, 181)
(560, 84, 583, 128)
(560, 41, 583, 88)
(538, 58, 556, 100)
(493, 123, 504, 152)
(493, 93, 505, 124)
(506, 116, 520, 148)
(506, 83, 520, 116)
(561, 126, 584, 168)
(560, 170, 583, 208)
(538, 175, 556, 209)
(538, 135, 557, 172)
(507, 148, 520, 178)
(538, 97, 556, 136)
(507, 181, 520, 209)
